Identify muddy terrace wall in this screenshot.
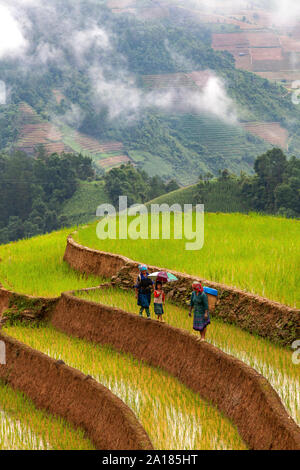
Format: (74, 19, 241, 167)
(0, 286, 59, 326)
(64, 236, 300, 346)
(0, 332, 153, 450)
(50, 291, 300, 450)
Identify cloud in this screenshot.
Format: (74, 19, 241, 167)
(70, 26, 112, 65)
(0, 4, 28, 59)
(90, 64, 237, 123)
(0, 0, 238, 124)
(270, 0, 300, 27)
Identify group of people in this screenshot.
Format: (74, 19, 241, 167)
(134, 264, 210, 341)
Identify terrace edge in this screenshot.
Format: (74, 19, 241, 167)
(50, 290, 300, 451)
(0, 289, 153, 450)
(64, 235, 300, 346)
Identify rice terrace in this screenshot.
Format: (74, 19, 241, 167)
(0, 212, 299, 451)
(0, 0, 300, 459)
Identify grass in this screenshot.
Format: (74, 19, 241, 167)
(74, 213, 300, 308)
(60, 180, 110, 226)
(146, 184, 198, 207)
(0, 228, 106, 297)
(75, 286, 300, 425)
(4, 323, 247, 450)
(0, 380, 94, 450)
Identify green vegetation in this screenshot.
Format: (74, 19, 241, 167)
(0, 380, 94, 450)
(146, 184, 198, 207)
(4, 323, 247, 450)
(148, 149, 300, 217)
(75, 213, 300, 308)
(0, 151, 94, 244)
(0, 228, 104, 297)
(104, 163, 179, 206)
(60, 180, 109, 226)
(2, 1, 300, 183)
(75, 286, 300, 425)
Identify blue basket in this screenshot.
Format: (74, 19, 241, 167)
(203, 286, 218, 297)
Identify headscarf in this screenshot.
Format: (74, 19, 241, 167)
(138, 264, 148, 272)
(192, 281, 203, 293)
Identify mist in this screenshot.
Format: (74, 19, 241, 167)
(0, 0, 297, 126)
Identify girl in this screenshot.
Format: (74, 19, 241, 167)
(154, 280, 165, 322)
(189, 281, 210, 341)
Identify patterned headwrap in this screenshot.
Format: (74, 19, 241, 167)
(192, 281, 203, 293)
(138, 264, 148, 272)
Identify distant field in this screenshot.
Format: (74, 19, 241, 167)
(142, 71, 213, 90)
(75, 213, 300, 308)
(14, 104, 128, 169)
(16, 103, 71, 155)
(241, 122, 289, 149)
(62, 126, 127, 169)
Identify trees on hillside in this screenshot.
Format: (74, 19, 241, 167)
(104, 163, 179, 207)
(0, 151, 95, 244)
(195, 149, 300, 217)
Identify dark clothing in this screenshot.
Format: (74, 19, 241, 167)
(154, 303, 164, 316)
(135, 274, 153, 310)
(190, 291, 210, 331)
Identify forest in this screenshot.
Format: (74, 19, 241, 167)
(195, 148, 300, 217)
(0, 150, 178, 244)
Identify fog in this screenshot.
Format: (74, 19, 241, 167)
(0, 0, 297, 124)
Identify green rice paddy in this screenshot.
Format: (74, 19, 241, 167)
(0, 228, 105, 297)
(4, 323, 247, 450)
(74, 213, 300, 308)
(0, 380, 94, 450)
(76, 287, 300, 426)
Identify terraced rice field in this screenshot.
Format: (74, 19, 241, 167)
(98, 155, 131, 169)
(142, 71, 213, 90)
(4, 324, 247, 450)
(15, 103, 128, 169)
(211, 31, 286, 73)
(75, 213, 300, 308)
(142, 73, 197, 90)
(16, 103, 70, 155)
(212, 32, 250, 50)
(75, 287, 300, 425)
(0, 217, 298, 449)
(241, 122, 289, 149)
(171, 113, 268, 171)
(62, 127, 127, 169)
(0, 228, 104, 297)
(0, 381, 94, 450)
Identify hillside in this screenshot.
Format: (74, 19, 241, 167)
(146, 184, 198, 207)
(1, 0, 300, 185)
(59, 180, 111, 226)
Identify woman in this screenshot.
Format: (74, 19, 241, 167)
(135, 264, 153, 319)
(189, 281, 210, 341)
